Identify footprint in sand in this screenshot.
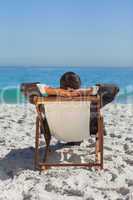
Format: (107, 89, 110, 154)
(124, 159, 133, 166)
(117, 187, 130, 196)
(125, 179, 133, 187)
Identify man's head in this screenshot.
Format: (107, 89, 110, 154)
(60, 72, 81, 89)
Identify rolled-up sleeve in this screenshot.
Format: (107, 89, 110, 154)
(37, 84, 49, 97)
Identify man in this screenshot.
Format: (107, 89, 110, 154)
(21, 71, 119, 136)
(31, 72, 99, 98)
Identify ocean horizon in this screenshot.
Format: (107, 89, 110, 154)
(0, 66, 133, 104)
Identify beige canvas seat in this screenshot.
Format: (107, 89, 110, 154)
(44, 101, 90, 142)
(34, 95, 104, 171)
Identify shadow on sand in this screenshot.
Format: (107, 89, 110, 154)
(0, 143, 82, 180)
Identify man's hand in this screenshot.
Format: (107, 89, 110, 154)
(74, 88, 94, 96)
(58, 89, 80, 97)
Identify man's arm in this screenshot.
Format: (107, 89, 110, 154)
(20, 82, 41, 97)
(44, 87, 80, 97)
(20, 83, 81, 99)
(96, 83, 119, 107)
(74, 86, 99, 96)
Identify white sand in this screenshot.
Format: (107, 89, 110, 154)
(0, 104, 133, 200)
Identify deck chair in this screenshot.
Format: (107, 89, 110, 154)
(33, 95, 104, 171)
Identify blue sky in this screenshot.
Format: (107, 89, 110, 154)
(0, 0, 133, 67)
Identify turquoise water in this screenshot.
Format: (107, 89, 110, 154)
(0, 66, 133, 103)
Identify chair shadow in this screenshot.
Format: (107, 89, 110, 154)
(0, 146, 35, 180)
(0, 143, 82, 180)
(45, 142, 82, 164)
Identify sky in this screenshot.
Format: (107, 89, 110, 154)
(0, 0, 133, 67)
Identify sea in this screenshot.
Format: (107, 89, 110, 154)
(0, 66, 133, 104)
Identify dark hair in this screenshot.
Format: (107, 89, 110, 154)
(60, 72, 81, 89)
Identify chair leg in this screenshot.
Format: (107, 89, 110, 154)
(43, 135, 51, 162)
(42, 122, 51, 163)
(100, 116, 104, 169)
(95, 134, 100, 165)
(95, 115, 104, 169)
(35, 116, 40, 170)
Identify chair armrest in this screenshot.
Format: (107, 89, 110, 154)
(33, 95, 101, 105)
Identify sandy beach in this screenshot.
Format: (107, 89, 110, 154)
(0, 103, 133, 200)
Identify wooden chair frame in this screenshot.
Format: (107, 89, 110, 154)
(33, 95, 104, 171)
